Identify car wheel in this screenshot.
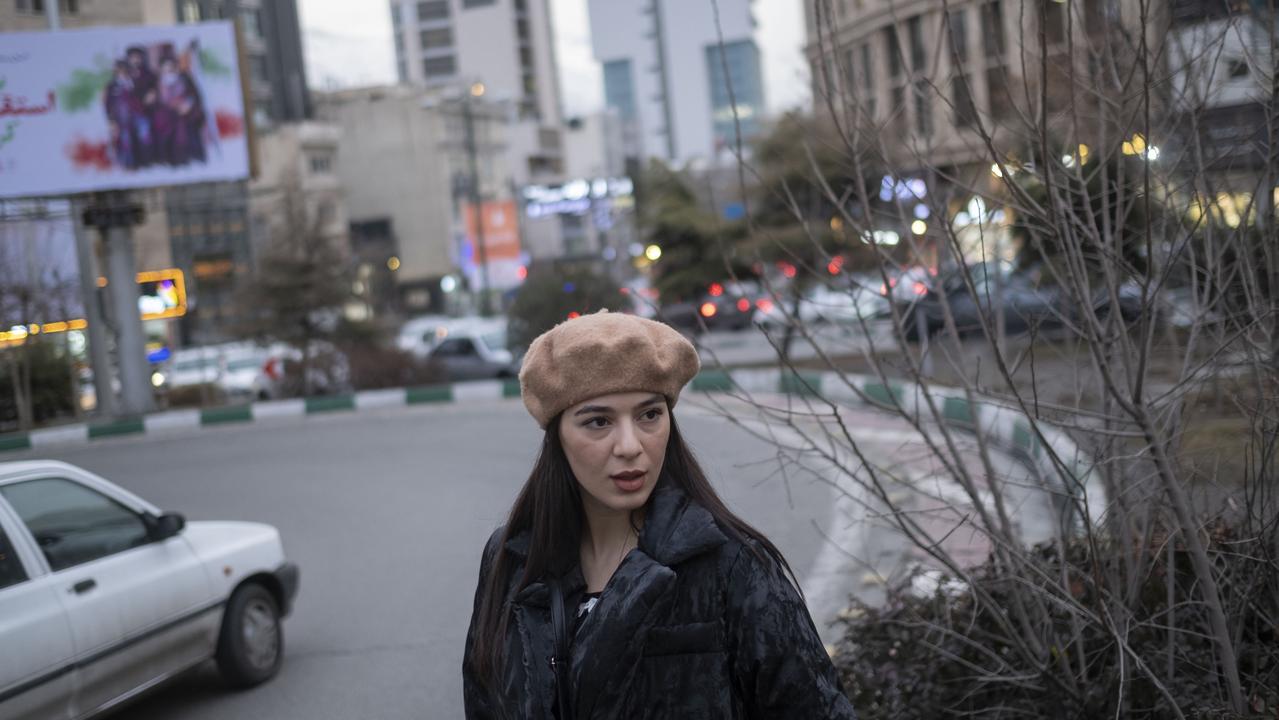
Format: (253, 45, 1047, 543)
(216, 583, 283, 689)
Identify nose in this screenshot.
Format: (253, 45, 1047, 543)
(612, 418, 642, 460)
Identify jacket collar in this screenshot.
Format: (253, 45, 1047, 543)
(502, 476, 727, 570)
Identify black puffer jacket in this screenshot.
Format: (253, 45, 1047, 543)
(462, 480, 858, 719)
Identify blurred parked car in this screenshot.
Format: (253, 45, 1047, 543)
(0, 460, 299, 720)
(1159, 286, 1222, 329)
(897, 264, 1144, 340)
(753, 281, 889, 329)
(167, 342, 350, 401)
(167, 343, 276, 401)
(659, 282, 757, 333)
(424, 317, 519, 381)
(396, 315, 453, 357)
(879, 266, 937, 303)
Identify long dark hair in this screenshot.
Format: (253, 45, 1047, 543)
(469, 410, 799, 686)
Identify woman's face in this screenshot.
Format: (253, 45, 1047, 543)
(559, 391, 670, 518)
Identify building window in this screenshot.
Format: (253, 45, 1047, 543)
(953, 75, 978, 127)
(913, 80, 932, 136)
(1085, 0, 1120, 33)
(948, 9, 969, 66)
(603, 59, 638, 122)
(417, 0, 450, 21)
(249, 55, 269, 84)
(240, 8, 261, 40)
(885, 26, 902, 79)
(908, 16, 926, 72)
(842, 46, 857, 99)
(420, 27, 453, 49)
(982, 1, 1006, 59)
(860, 42, 876, 119)
(22, 0, 80, 13)
(423, 55, 457, 78)
(309, 152, 334, 174)
(396, 59, 408, 83)
(462, 0, 495, 6)
(986, 65, 1012, 118)
(391, 2, 402, 25)
(1039, 0, 1067, 45)
(1228, 59, 1250, 78)
(516, 17, 530, 40)
(181, 0, 201, 22)
(705, 39, 765, 148)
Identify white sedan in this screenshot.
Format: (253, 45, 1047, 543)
(0, 461, 299, 720)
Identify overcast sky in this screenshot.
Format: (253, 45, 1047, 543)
(297, 0, 810, 119)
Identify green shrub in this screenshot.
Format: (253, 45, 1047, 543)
(507, 263, 626, 351)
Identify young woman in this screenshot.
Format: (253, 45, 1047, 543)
(463, 311, 857, 719)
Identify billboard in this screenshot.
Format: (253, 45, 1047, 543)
(0, 21, 249, 199)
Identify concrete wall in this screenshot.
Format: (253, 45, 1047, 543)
(315, 87, 457, 286)
(249, 122, 348, 260)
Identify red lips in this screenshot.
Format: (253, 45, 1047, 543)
(610, 470, 645, 481)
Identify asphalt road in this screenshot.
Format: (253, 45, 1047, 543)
(7, 395, 1042, 719)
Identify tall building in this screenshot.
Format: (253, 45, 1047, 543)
(388, 0, 564, 183)
(587, 0, 764, 167)
(175, 0, 311, 126)
(167, 0, 312, 344)
(1166, 0, 1274, 187)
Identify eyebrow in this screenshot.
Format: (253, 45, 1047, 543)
(573, 395, 665, 416)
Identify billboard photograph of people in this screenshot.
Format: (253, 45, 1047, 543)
(0, 21, 249, 198)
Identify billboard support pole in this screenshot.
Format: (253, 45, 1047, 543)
(43, 0, 60, 30)
(86, 194, 153, 417)
(71, 198, 117, 417)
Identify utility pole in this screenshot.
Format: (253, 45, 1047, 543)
(44, 0, 60, 29)
(84, 195, 153, 416)
(70, 200, 117, 416)
(462, 82, 493, 317)
(47, 0, 119, 417)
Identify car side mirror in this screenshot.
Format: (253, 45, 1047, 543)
(147, 511, 186, 541)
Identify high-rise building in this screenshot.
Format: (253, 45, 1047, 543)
(167, 0, 312, 344)
(587, 0, 764, 166)
(175, 0, 311, 126)
(388, 0, 564, 183)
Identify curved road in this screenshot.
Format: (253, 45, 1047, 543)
(7, 394, 1042, 719)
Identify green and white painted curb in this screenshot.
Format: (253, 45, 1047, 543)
(0, 370, 1102, 521)
(0, 379, 522, 453)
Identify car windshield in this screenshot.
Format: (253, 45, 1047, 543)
(172, 358, 215, 371)
(226, 358, 262, 372)
(480, 330, 507, 352)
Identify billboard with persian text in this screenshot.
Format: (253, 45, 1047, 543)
(0, 21, 248, 199)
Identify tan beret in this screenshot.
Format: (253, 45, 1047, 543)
(518, 310, 701, 428)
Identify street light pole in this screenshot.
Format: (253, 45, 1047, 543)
(44, 0, 60, 29)
(47, 0, 122, 416)
(462, 84, 493, 317)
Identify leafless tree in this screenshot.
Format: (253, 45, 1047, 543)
(698, 0, 1277, 715)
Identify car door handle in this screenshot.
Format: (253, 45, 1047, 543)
(71, 579, 97, 595)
